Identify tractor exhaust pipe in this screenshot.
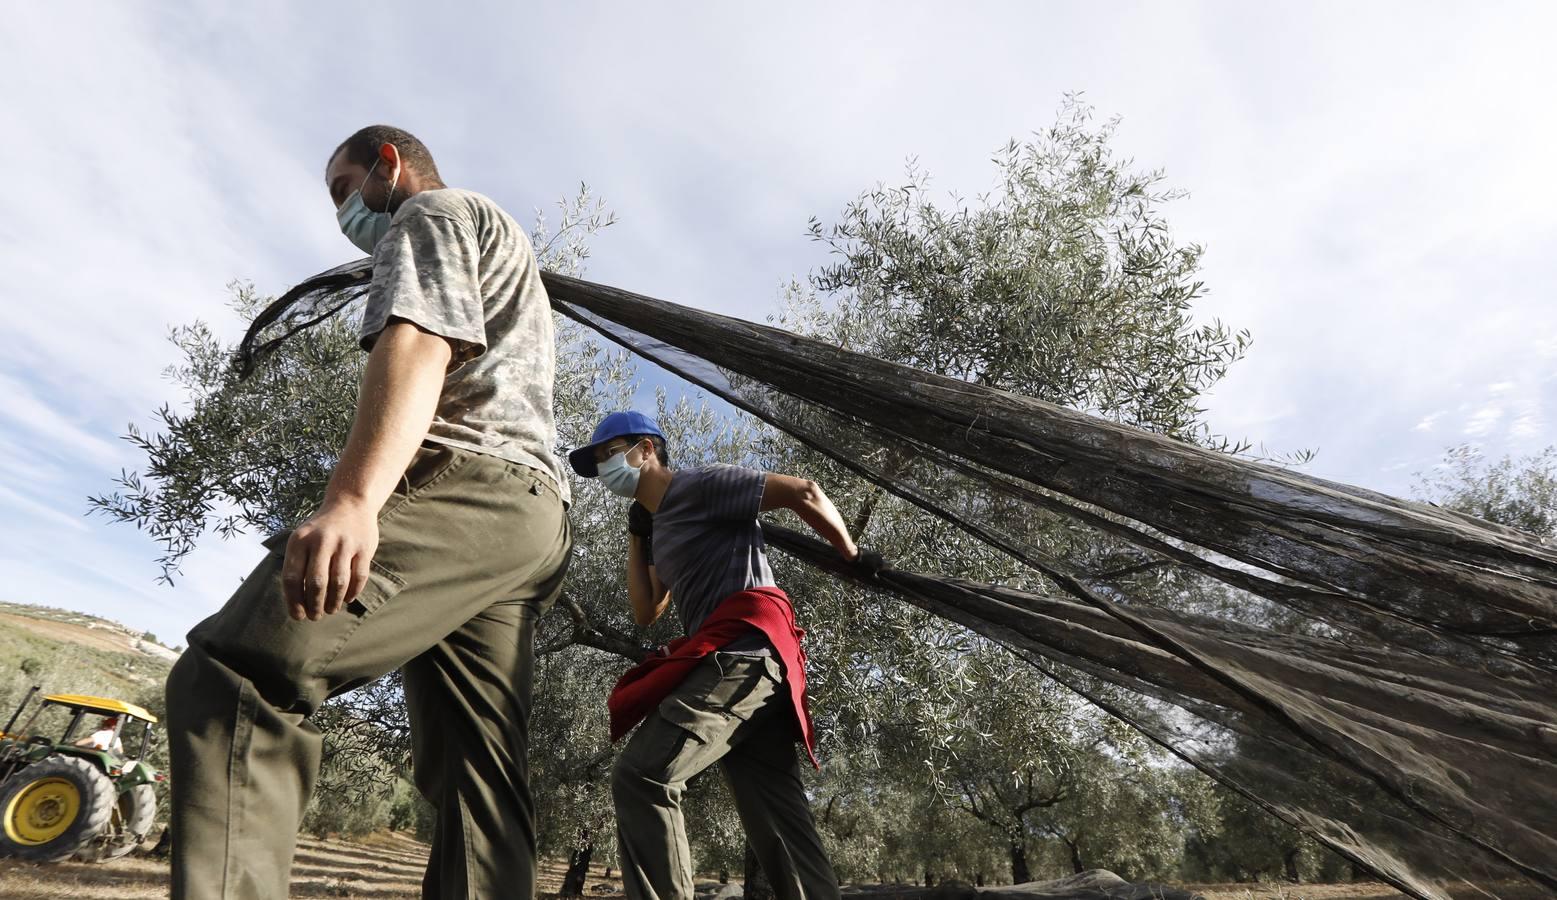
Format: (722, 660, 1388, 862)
(4, 685, 40, 736)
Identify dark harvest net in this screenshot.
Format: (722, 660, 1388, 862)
(240, 266, 1557, 900)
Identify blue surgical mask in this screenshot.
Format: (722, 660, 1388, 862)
(336, 157, 400, 254)
(597, 449, 642, 499)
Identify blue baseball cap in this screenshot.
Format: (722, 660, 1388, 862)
(568, 411, 666, 477)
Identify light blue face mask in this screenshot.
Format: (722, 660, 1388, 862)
(597, 448, 643, 499)
(336, 157, 400, 254)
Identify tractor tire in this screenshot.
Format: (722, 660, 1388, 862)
(0, 756, 116, 861)
(73, 783, 157, 862)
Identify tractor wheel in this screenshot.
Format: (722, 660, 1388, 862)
(74, 783, 157, 862)
(0, 756, 116, 861)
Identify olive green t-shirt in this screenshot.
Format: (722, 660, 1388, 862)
(361, 188, 569, 503)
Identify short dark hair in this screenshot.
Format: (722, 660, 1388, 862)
(627, 434, 670, 467)
(329, 125, 443, 184)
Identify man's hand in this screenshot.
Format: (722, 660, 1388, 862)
(282, 498, 380, 621)
(628, 500, 654, 561)
(848, 545, 887, 576)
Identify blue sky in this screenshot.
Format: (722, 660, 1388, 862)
(1, 2, 1553, 644)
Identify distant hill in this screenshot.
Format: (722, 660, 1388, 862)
(0, 601, 179, 718)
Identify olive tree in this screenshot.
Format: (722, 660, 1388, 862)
(759, 96, 1264, 881)
(1414, 444, 1557, 538)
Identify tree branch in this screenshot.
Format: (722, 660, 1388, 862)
(558, 594, 650, 662)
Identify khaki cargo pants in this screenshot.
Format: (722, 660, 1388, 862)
(165, 443, 571, 900)
(612, 651, 840, 900)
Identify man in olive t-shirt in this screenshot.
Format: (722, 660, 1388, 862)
(165, 125, 572, 900)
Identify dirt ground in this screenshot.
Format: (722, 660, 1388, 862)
(0, 832, 628, 899)
(0, 612, 145, 658)
(0, 833, 1424, 900)
(1188, 885, 1407, 899)
(0, 610, 178, 662)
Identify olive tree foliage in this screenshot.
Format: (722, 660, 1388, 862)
(1179, 786, 1348, 885)
(791, 95, 1249, 444)
(799, 612, 1205, 884)
(749, 97, 1268, 882)
(814, 762, 1007, 886)
(922, 646, 1192, 883)
(771, 95, 1285, 601)
(528, 641, 619, 861)
(1413, 443, 1557, 538)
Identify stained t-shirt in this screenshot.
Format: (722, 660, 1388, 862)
(360, 188, 569, 503)
(650, 464, 776, 650)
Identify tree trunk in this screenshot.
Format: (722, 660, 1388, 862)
(562, 834, 594, 897)
(924, 870, 935, 887)
(1009, 840, 1031, 884)
(745, 843, 775, 900)
(975, 872, 985, 887)
(1063, 836, 1085, 875)
(1283, 847, 1302, 884)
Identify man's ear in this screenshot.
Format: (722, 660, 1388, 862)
(378, 142, 400, 171)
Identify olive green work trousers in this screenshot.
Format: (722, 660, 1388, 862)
(165, 443, 571, 900)
(611, 651, 840, 900)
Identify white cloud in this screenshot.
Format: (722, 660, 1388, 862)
(1464, 405, 1506, 438)
(0, 484, 90, 534)
(1511, 413, 1543, 439)
(0, 373, 125, 469)
(1412, 412, 1444, 433)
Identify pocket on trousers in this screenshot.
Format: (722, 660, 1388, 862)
(383, 443, 469, 513)
(309, 562, 407, 680)
(400, 443, 465, 497)
(658, 700, 725, 745)
(347, 561, 406, 617)
(658, 653, 777, 744)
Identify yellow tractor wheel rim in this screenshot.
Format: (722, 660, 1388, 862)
(4, 777, 82, 845)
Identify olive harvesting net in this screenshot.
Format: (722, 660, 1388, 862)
(240, 262, 1556, 899)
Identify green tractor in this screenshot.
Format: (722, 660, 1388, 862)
(0, 686, 164, 862)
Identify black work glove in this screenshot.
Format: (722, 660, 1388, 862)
(628, 501, 654, 564)
(627, 501, 654, 538)
(851, 547, 887, 576)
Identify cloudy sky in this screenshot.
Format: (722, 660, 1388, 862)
(2, 2, 1553, 644)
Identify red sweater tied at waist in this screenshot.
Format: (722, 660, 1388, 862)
(606, 587, 818, 769)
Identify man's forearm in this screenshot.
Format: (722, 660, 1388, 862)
(626, 538, 669, 626)
(795, 483, 857, 557)
(325, 322, 452, 510)
(626, 538, 651, 608)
